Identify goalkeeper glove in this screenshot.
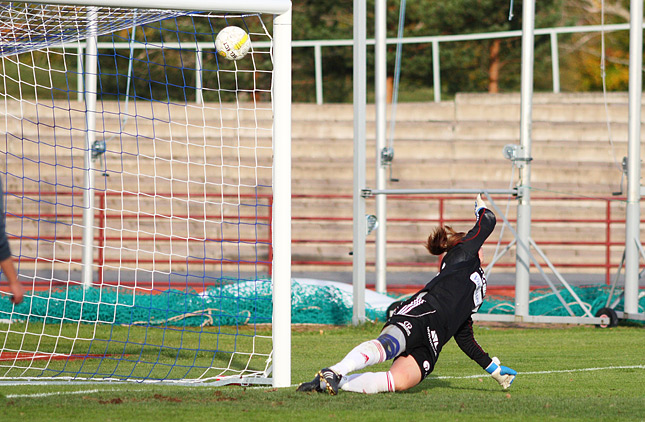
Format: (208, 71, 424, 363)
(485, 357, 516, 389)
(475, 193, 487, 218)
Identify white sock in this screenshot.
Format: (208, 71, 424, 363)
(339, 371, 395, 394)
(330, 340, 386, 376)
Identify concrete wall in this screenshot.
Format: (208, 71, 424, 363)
(2, 93, 641, 284)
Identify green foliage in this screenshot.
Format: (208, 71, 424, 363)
(291, 0, 567, 102)
(398, 0, 562, 95)
(553, 0, 630, 92)
(292, 0, 355, 102)
(2, 2, 632, 103)
(86, 15, 274, 104)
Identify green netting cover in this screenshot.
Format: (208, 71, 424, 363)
(0, 279, 391, 326)
(0, 281, 643, 326)
(480, 285, 645, 322)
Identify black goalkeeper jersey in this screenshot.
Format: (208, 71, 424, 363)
(419, 208, 497, 369)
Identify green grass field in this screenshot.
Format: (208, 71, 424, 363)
(1, 323, 644, 422)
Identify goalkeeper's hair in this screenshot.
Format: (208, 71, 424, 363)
(426, 226, 465, 255)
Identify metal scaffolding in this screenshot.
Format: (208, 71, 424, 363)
(356, 0, 643, 326)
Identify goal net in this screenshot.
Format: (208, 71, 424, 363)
(0, 1, 291, 385)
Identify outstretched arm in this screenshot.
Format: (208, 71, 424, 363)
(454, 318, 516, 389)
(454, 317, 492, 369)
(459, 196, 497, 257)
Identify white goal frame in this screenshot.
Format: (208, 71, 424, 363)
(1, 0, 292, 388)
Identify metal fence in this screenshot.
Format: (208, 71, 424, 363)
(64, 22, 635, 104)
(11, 192, 636, 289)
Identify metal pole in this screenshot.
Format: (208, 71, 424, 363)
(353, 0, 367, 324)
(432, 40, 441, 102)
(195, 48, 203, 104)
(624, 0, 643, 317)
(272, 6, 292, 388)
(314, 44, 323, 105)
(367, 188, 516, 196)
(515, 0, 535, 318)
(82, 10, 98, 290)
(550, 31, 560, 94)
(374, 0, 387, 294)
(77, 46, 84, 102)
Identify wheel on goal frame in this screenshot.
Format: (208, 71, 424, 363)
(594, 307, 619, 328)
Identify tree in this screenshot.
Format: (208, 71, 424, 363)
(292, 0, 356, 102)
(560, 0, 630, 91)
(289, 0, 629, 102)
(413, 0, 563, 95)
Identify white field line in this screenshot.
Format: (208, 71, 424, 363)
(5, 389, 102, 398)
(432, 365, 645, 380)
(3, 365, 644, 396)
(4, 388, 146, 399)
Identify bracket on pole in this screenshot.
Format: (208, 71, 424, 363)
(502, 144, 532, 168)
(380, 147, 399, 182)
(380, 147, 394, 166)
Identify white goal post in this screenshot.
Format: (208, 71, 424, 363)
(0, 0, 291, 387)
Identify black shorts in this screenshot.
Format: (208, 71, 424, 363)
(384, 292, 441, 380)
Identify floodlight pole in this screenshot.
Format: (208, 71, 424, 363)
(352, 0, 367, 324)
(515, 0, 536, 319)
(374, 0, 388, 294)
(624, 0, 643, 317)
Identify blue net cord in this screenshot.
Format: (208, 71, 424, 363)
(0, 9, 276, 382)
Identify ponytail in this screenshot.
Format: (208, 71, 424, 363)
(425, 225, 465, 255)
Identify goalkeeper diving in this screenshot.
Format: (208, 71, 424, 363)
(297, 194, 516, 394)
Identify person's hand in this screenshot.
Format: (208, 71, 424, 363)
(485, 357, 516, 389)
(9, 280, 24, 305)
(1, 257, 24, 305)
(475, 193, 487, 218)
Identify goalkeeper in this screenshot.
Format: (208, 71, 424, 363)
(0, 176, 24, 304)
(297, 194, 516, 395)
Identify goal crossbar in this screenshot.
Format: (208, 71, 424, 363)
(16, 0, 291, 14)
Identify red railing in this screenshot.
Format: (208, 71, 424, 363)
(6, 191, 637, 287)
(7, 190, 273, 288)
(289, 194, 636, 285)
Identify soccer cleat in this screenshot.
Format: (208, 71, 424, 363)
(296, 373, 323, 393)
(318, 368, 341, 395)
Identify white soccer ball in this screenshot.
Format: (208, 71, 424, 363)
(215, 26, 251, 61)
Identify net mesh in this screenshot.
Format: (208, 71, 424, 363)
(0, 3, 279, 383)
(0, 4, 187, 57)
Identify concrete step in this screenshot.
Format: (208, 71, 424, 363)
(7, 165, 619, 199)
(289, 242, 620, 271)
(3, 93, 639, 277)
(457, 101, 630, 124)
(6, 138, 630, 178)
(455, 92, 631, 104)
(307, 137, 628, 163)
(14, 240, 270, 266)
(0, 100, 273, 122)
(291, 102, 456, 122)
(290, 156, 622, 186)
(11, 116, 638, 150)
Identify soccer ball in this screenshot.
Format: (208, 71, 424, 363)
(215, 26, 251, 61)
